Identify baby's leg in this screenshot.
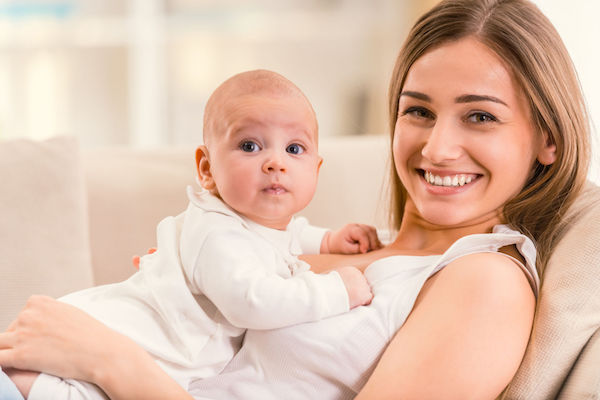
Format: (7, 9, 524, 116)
(0, 367, 24, 400)
(26, 373, 109, 400)
(2, 368, 36, 399)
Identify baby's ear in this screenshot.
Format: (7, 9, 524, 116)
(537, 131, 557, 166)
(196, 146, 217, 192)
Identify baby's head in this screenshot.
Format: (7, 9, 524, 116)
(196, 69, 322, 230)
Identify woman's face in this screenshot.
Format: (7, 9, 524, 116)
(393, 37, 555, 228)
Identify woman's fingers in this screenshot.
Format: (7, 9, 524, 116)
(0, 296, 90, 377)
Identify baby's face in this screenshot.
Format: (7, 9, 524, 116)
(205, 92, 321, 229)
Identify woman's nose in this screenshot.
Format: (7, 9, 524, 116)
(262, 151, 286, 173)
(421, 121, 463, 163)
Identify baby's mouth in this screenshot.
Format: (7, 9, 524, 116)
(263, 184, 287, 194)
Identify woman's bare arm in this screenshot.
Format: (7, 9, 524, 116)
(0, 296, 192, 400)
(355, 252, 535, 400)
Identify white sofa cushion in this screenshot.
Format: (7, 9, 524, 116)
(0, 136, 94, 330)
(83, 147, 196, 285)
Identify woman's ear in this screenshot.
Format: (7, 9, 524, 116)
(195, 146, 217, 192)
(537, 131, 557, 166)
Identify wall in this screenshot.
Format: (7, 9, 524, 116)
(532, 0, 600, 184)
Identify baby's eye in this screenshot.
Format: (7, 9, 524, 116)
(286, 143, 305, 155)
(466, 112, 497, 123)
(240, 141, 260, 152)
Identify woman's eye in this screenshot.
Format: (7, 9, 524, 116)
(240, 141, 260, 152)
(467, 112, 497, 123)
(403, 106, 433, 120)
(286, 143, 304, 155)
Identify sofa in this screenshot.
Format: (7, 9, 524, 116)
(0, 135, 598, 399)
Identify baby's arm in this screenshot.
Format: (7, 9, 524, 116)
(185, 229, 370, 330)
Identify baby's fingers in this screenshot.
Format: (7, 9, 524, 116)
(352, 224, 381, 253)
(132, 247, 158, 269)
(363, 225, 383, 251)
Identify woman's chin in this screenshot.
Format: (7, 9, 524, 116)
(419, 208, 501, 230)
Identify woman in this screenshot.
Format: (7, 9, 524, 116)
(0, 0, 590, 398)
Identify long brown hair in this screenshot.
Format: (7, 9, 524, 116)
(387, 0, 590, 274)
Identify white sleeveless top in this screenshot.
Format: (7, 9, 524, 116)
(188, 225, 539, 400)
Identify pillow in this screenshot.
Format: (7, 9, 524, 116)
(0, 136, 94, 330)
(502, 183, 600, 399)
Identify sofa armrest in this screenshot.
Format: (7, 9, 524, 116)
(501, 183, 600, 399)
(558, 328, 600, 398)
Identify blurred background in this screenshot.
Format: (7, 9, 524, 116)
(0, 0, 597, 182)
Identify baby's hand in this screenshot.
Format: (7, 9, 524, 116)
(335, 266, 373, 309)
(132, 247, 157, 269)
(322, 224, 382, 254)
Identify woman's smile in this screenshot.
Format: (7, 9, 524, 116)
(420, 169, 481, 188)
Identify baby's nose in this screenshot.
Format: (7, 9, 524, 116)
(262, 152, 286, 173)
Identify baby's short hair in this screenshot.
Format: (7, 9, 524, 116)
(202, 69, 315, 144)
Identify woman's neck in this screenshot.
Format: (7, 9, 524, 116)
(302, 204, 503, 274)
(391, 207, 502, 255)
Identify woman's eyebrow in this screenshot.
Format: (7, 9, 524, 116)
(400, 91, 508, 108)
(400, 90, 430, 102)
(455, 94, 508, 107)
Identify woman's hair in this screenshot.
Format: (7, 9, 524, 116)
(387, 0, 590, 273)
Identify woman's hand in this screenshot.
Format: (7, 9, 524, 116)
(0, 295, 120, 382)
(0, 295, 192, 400)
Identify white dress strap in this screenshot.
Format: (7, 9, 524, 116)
(430, 224, 539, 297)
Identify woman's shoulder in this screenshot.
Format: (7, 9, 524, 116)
(432, 224, 540, 297)
(418, 249, 537, 356)
(430, 251, 535, 301)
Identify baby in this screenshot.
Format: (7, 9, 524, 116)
(10, 70, 379, 400)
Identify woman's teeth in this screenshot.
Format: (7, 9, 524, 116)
(424, 171, 474, 187)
